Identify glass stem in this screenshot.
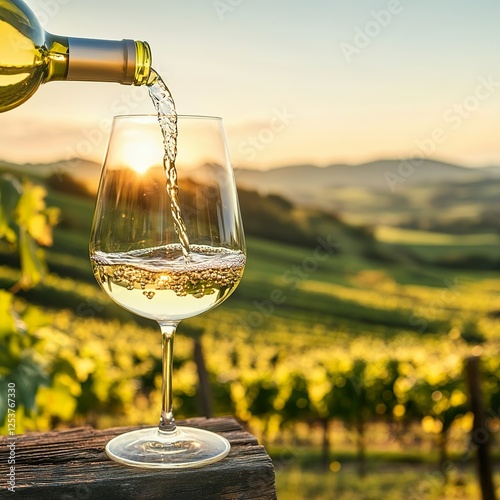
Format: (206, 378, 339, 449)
(158, 322, 178, 434)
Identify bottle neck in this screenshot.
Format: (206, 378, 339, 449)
(44, 33, 70, 82)
(46, 36, 152, 86)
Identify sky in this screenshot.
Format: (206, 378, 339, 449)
(2, 0, 500, 169)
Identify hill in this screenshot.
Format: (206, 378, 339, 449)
(2, 156, 498, 241)
(235, 160, 500, 231)
(0, 158, 102, 191)
(236, 187, 383, 259)
(235, 159, 500, 192)
(0, 163, 409, 274)
(0, 163, 498, 344)
(4, 156, 499, 194)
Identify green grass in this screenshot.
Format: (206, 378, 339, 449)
(275, 466, 499, 500)
(1, 187, 497, 342)
(376, 225, 500, 261)
(45, 190, 95, 231)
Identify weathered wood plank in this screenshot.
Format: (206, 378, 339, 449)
(0, 417, 277, 500)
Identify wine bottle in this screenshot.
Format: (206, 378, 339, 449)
(0, 0, 154, 112)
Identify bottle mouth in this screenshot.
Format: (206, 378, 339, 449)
(133, 41, 153, 86)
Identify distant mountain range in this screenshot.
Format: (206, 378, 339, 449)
(234, 159, 500, 193)
(0, 158, 102, 186)
(1, 157, 499, 229)
(3, 157, 498, 191)
(233, 159, 500, 229)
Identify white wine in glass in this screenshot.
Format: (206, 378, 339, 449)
(89, 115, 246, 468)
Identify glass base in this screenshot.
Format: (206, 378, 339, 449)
(105, 426, 230, 469)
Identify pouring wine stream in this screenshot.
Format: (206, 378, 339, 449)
(148, 69, 190, 259)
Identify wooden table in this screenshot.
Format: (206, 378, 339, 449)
(0, 417, 277, 499)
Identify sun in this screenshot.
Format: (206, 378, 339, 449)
(121, 140, 162, 174)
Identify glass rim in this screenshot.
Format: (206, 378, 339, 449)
(113, 114, 223, 121)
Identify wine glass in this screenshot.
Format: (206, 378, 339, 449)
(89, 115, 246, 468)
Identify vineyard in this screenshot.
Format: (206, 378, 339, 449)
(1, 173, 500, 498)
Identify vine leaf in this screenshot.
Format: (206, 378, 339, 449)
(15, 182, 60, 246)
(0, 290, 48, 425)
(18, 228, 47, 290)
(0, 204, 16, 244)
(0, 175, 20, 244)
(12, 181, 60, 290)
(0, 290, 16, 341)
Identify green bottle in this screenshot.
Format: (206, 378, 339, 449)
(0, 0, 153, 112)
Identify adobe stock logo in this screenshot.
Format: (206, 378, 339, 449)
(236, 235, 340, 334)
(384, 75, 500, 192)
(237, 107, 295, 162)
(213, 0, 244, 21)
(339, 0, 404, 63)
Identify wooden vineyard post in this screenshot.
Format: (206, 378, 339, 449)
(193, 337, 213, 418)
(465, 356, 497, 500)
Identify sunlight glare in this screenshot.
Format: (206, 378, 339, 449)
(121, 139, 162, 174)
